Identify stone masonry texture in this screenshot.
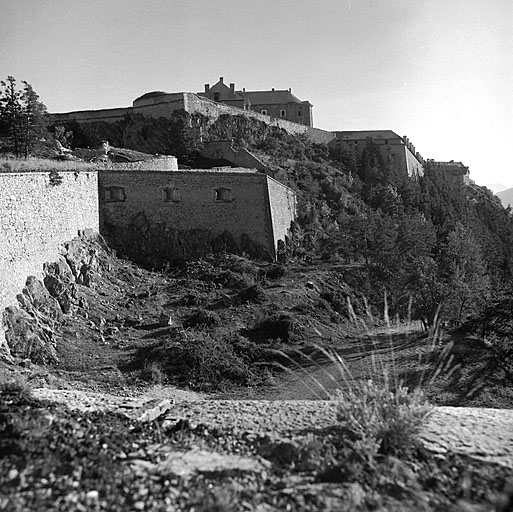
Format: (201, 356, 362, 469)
(0, 171, 99, 314)
(99, 169, 295, 260)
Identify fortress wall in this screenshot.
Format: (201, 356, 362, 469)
(200, 141, 269, 173)
(0, 171, 99, 314)
(51, 107, 131, 124)
(404, 147, 424, 178)
(185, 94, 336, 145)
(132, 97, 187, 118)
(266, 176, 297, 252)
(99, 170, 276, 257)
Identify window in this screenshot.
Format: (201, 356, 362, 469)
(280, 109, 287, 117)
(213, 92, 220, 101)
(261, 109, 267, 115)
(103, 186, 125, 202)
(297, 109, 302, 117)
(215, 187, 233, 202)
(384, 140, 388, 144)
(163, 187, 181, 202)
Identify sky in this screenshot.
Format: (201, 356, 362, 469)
(1, 0, 512, 188)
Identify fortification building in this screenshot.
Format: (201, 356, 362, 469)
(198, 77, 313, 126)
(425, 160, 470, 186)
(329, 130, 425, 178)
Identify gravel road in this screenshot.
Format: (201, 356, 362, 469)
(33, 388, 513, 469)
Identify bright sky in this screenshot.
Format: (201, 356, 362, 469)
(1, 0, 512, 188)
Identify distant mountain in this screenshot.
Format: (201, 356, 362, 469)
(497, 188, 513, 208)
(486, 183, 510, 193)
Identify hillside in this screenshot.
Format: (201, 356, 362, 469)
(2, 109, 513, 511)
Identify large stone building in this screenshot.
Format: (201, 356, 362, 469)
(198, 77, 313, 126)
(329, 130, 425, 178)
(99, 163, 296, 263)
(425, 160, 470, 186)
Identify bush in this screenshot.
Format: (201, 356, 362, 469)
(134, 331, 255, 390)
(238, 284, 267, 304)
(335, 377, 432, 462)
(183, 309, 221, 328)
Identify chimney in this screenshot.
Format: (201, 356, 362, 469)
(230, 83, 235, 93)
(272, 88, 275, 91)
(288, 88, 291, 92)
(219, 76, 224, 83)
(204, 84, 210, 93)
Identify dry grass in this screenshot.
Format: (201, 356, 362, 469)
(0, 156, 96, 173)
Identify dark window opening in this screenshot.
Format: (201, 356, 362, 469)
(384, 139, 388, 144)
(298, 109, 302, 117)
(215, 187, 233, 202)
(213, 92, 220, 101)
(103, 186, 125, 202)
(261, 109, 267, 115)
(280, 109, 287, 117)
(163, 187, 181, 202)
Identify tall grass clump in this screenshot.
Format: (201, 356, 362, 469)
(334, 376, 432, 462)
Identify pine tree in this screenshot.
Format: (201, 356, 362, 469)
(20, 81, 48, 158)
(0, 76, 23, 156)
(0, 77, 48, 157)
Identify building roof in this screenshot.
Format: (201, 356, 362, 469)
(133, 91, 168, 103)
(240, 90, 308, 105)
(334, 130, 401, 140)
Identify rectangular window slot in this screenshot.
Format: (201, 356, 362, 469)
(215, 187, 233, 202)
(103, 186, 125, 202)
(163, 187, 181, 202)
(280, 109, 286, 117)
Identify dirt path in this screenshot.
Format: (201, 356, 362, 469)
(32, 388, 513, 469)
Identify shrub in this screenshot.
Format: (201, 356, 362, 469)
(183, 309, 221, 328)
(265, 264, 286, 280)
(238, 284, 267, 304)
(255, 312, 300, 342)
(335, 377, 432, 462)
(0, 378, 33, 405)
(135, 331, 255, 390)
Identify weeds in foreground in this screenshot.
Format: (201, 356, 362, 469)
(334, 378, 432, 461)
(0, 378, 33, 404)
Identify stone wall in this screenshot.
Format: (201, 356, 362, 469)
(266, 176, 297, 252)
(51, 93, 335, 146)
(185, 94, 335, 145)
(102, 156, 178, 172)
(200, 141, 270, 174)
(0, 170, 99, 314)
(99, 168, 296, 264)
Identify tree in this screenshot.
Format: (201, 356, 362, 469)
(442, 222, 491, 324)
(0, 76, 22, 155)
(20, 81, 48, 158)
(0, 76, 48, 157)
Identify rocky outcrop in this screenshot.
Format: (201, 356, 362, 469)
(2, 234, 103, 364)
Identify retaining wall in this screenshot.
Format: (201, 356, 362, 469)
(0, 170, 99, 314)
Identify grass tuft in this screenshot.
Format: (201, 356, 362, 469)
(0, 156, 95, 172)
(335, 376, 432, 461)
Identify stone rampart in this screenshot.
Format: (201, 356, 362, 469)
(51, 93, 335, 145)
(266, 176, 297, 252)
(0, 170, 99, 315)
(99, 168, 296, 265)
(103, 156, 178, 171)
(185, 94, 335, 145)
